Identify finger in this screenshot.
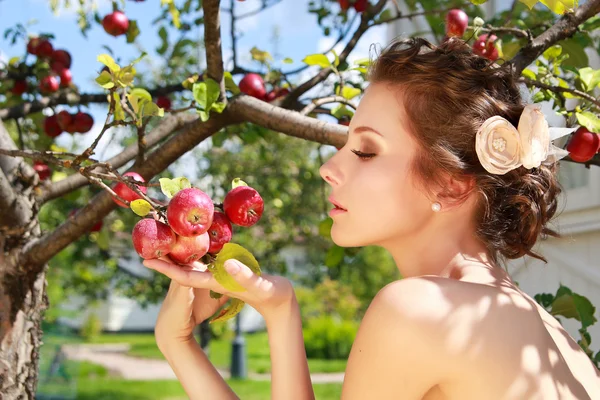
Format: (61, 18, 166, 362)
(192, 289, 230, 315)
(143, 258, 221, 291)
(224, 259, 275, 298)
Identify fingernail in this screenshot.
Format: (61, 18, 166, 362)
(225, 260, 240, 275)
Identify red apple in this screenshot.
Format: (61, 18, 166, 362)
(354, 0, 368, 12)
(11, 80, 27, 96)
(27, 37, 42, 55)
(339, 0, 350, 11)
(56, 110, 73, 131)
(72, 112, 94, 133)
(567, 127, 600, 163)
(265, 87, 290, 102)
(239, 73, 266, 100)
(58, 68, 72, 87)
(44, 115, 63, 138)
(132, 219, 177, 259)
(167, 188, 215, 237)
(36, 40, 54, 58)
(223, 185, 264, 227)
(102, 11, 130, 37)
(156, 96, 172, 110)
(445, 9, 468, 37)
(112, 171, 148, 208)
(33, 160, 51, 181)
(473, 34, 498, 61)
(51, 49, 72, 71)
(207, 211, 233, 253)
(168, 232, 210, 264)
(39, 75, 59, 93)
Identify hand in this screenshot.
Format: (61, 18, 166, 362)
(150, 258, 231, 345)
(144, 256, 296, 333)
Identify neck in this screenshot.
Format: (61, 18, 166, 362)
(382, 212, 496, 279)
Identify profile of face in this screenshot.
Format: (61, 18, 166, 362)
(319, 82, 438, 249)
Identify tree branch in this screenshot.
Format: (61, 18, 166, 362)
(228, 94, 348, 148)
(0, 83, 185, 121)
(38, 112, 198, 204)
(22, 112, 231, 268)
(520, 77, 600, 108)
(282, 0, 389, 108)
(509, 0, 600, 75)
(204, 0, 227, 103)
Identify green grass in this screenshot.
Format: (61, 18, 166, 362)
(39, 377, 342, 400)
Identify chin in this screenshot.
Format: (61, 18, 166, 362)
(331, 226, 377, 248)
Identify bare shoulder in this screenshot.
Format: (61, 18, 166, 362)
(341, 277, 462, 400)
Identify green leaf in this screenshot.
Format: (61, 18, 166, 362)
(97, 54, 120, 72)
(579, 67, 600, 92)
(157, 26, 169, 55)
(331, 104, 354, 120)
(193, 78, 221, 112)
(521, 68, 536, 80)
(331, 49, 340, 68)
(141, 102, 165, 119)
(250, 46, 273, 63)
(209, 290, 224, 299)
(341, 86, 361, 100)
(551, 293, 597, 329)
(127, 88, 152, 114)
(223, 71, 240, 95)
(539, 0, 576, 14)
(95, 70, 114, 89)
(519, 0, 538, 9)
(559, 39, 589, 68)
(126, 20, 140, 43)
(325, 245, 345, 268)
(576, 112, 600, 132)
(469, 0, 489, 4)
(173, 177, 191, 191)
(210, 298, 245, 324)
(231, 178, 248, 189)
(376, 9, 393, 23)
(211, 102, 226, 113)
(117, 65, 136, 87)
(197, 110, 209, 122)
(303, 54, 331, 68)
(209, 243, 262, 292)
(557, 78, 577, 98)
(543, 45, 562, 61)
(130, 199, 153, 217)
(318, 217, 333, 239)
(159, 177, 185, 198)
(182, 74, 200, 90)
(113, 92, 125, 121)
(283, 57, 293, 64)
(353, 58, 371, 67)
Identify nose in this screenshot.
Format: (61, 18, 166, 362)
(319, 156, 341, 186)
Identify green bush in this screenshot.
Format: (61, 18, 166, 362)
(303, 316, 358, 359)
(296, 277, 362, 325)
(79, 313, 103, 342)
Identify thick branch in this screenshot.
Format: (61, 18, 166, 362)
(509, 0, 600, 74)
(38, 112, 198, 204)
(22, 112, 231, 268)
(0, 83, 184, 121)
(204, 0, 227, 102)
(228, 94, 348, 148)
(282, 0, 388, 108)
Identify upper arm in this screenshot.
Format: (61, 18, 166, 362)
(341, 278, 455, 400)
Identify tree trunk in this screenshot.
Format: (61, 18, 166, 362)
(0, 258, 49, 399)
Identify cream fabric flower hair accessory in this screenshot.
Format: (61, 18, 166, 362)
(475, 104, 575, 175)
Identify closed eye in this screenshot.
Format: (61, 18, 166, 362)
(351, 149, 376, 160)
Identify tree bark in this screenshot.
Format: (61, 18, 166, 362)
(0, 259, 48, 399)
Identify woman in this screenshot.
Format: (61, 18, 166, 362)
(142, 37, 600, 399)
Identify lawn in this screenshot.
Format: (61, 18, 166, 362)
(81, 330, 347, 374)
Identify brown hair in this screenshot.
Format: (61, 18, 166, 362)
(367, 36, 562, 265)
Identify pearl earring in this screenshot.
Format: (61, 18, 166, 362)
(431, 202, 441, 212)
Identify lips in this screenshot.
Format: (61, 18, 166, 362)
(328, 196, 347, 211)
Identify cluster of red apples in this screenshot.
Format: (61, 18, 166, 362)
(10, 37, 74, 97)
(444, 9, 499, 61)
(338, 0, 369, 13)
(113, 172, 264, 265)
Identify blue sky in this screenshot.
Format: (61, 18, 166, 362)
(0, 0, 388, 157)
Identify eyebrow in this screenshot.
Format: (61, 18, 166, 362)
(354, 126, 384, 138)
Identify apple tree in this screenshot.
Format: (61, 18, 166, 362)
(2, 0, 600, 397)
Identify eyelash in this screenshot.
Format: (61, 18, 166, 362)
(351, 149, 376, 160)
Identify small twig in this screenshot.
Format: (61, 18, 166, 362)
(520, 77, 600, 109)
(300, 95, 357, 116)
(136, 120, 148, 165)
(15, 119, 24, 150)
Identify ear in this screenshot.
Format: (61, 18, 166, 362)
(435, 175, 476, 210)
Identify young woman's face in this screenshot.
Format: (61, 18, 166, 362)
(319, 82, 436, 249)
